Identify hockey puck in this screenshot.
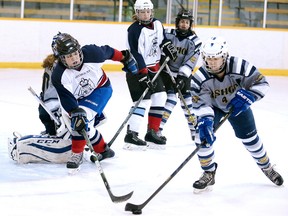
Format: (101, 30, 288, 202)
(132, 209, 142, 215)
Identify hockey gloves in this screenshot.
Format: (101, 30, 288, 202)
(160, 40, 178, 61)
(138, 73, 155, 91)
(175, 75, 188, 91)
(198, 117, 216, 147)
(121, 50, 138, 75)
(71, 107, 88, 133)
(227, 89, 255, 117)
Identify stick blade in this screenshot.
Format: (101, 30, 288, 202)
(125, 202, 143, 212)
(110, 190, 134, 203)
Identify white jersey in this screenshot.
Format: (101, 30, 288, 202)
(191, 56, 270, 118)
(127, 18, 165, 72)
(52, 44, 117, 113)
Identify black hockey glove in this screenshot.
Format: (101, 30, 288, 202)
(121, 50, 138, 75)
(160, 40, 178, 61)
(70, 107, 88, 133)
(138, 73, 155, 91)
(175, 75, 188, 91)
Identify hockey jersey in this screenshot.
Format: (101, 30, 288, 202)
(52, 44, 120, 113)
(127, 18, 165, 72)
(165, 29, 202, 78)
(191, 56, 270, 118)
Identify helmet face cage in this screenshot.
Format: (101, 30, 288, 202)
(202, 36, 229, 74)
(51, 32, 62, 57)
(55, 33, 83, 69)
(134, 0, 154, 25)
(175, 9, 194, 35)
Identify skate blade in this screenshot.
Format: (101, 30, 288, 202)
(147, 142, 166, 150)
(123, 143, 147, 151)
(67, 166, 81, 175)
(193, 185, 214, 194)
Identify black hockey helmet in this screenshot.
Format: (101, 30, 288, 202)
(175, 9, 194, 35)
(54, 33, 83, 69)
(55, 33, 81, 56)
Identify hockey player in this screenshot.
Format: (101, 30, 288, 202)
(123, 0, 178, 150)
(52, 33, 138, 172)
(191, 36, 284, 193)
(159, 9, 202, 142)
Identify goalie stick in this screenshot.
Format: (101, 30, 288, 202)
(107, 57, 170, 147)
(125, 110, 232, 214)
(165, 64, 197, 126)
(28, 86, 61, 126)
(81, 129, 133, 203)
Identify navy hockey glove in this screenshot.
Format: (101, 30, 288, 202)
(138, 73, 155, 91)
(71, 107, 88, 133)
(121, 50, 138, 75)
(227, 89, 255, 117)
(198, 117, 216, 147)
(160, 40, 178, 61)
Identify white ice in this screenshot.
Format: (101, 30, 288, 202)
(0, 69, 287, 216)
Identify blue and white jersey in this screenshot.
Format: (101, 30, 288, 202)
(127, 18, 165, 72)
(191, 56, 270, 118)
(52, 44, 116, 113)
(165, 29, 202, 77)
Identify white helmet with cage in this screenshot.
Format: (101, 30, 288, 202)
(201, 36, 229, 74)
(134, 0, 154, 25)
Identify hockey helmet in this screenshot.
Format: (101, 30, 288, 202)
(175, 9, 194, 36)
(55, 33, 83, 69)
(201, 36, 229, 74)
(134, 0, 154, 25)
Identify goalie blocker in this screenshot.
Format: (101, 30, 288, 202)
(8, 133, 71, 164)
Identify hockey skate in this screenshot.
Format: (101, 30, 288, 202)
(145, 128, 166, 150)
(67, 152, 83, 174)
(193, 163, 218, 193)
(123, 126, 147, 151)
(157, 130, 167, 142)
(90, 145, 115, 162)
(262, 164, 284, 186)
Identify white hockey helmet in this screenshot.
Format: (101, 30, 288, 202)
(201, 36, 229, 74)
(134, 0, 154, 25)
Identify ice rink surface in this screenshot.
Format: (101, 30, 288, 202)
(0, 69, 287, 216)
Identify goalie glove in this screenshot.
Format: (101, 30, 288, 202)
(121, 50, 138, 75)
(160, 40, 178, 61)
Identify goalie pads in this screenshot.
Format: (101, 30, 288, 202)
(8, 134, 72, 164)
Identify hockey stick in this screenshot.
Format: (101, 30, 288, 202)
(81, 129, 133, 203)
(125, 110, 232, 214)
(28, 86, 61, 126)
(165, 64, 197, 126)
(107, 57, 170, 147)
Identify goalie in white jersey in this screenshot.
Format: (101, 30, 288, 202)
(191, 36, 283, 193)
(159, 9, 202, 142)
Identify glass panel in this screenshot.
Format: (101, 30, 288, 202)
(0, 0, 21, 18)
(24, 0, 70, 19)
(197, 0, 220, 26)
(265, 0, 288, 29)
